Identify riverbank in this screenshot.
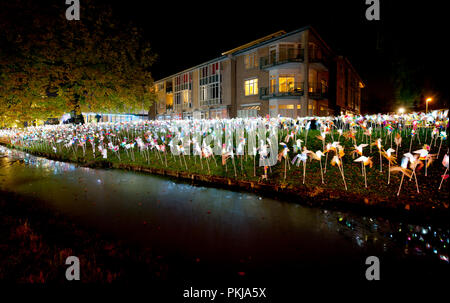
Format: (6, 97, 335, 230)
(2, 141, 449, 223)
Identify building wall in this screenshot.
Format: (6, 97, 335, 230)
(192, 69, 199, 110)
(234, 48, 270, 117)
(233, 31, 307, 118)
(154, 82, 166, 117)
(153, 27, 363, 119)
(335, 56, 363, 114)
(221, 57, 236, 117)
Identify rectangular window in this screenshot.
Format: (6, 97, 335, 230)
(244, 52, 258, 69)
(166, 94, 173, 110)
(199, 62, 221, 106)
(237, 109, 258, 118)
(175, 92, 181, 106)
(277, 43, 302, 62)
(279, 75, 295, 93)
(269, 46, 277, 64)
(173, 72, 192, 110)
(278, 104, 294, 118)
(200, 86, 208, 102)
(182, 90, 191, 108)
(270, 75, 276, 94)
(321, 79, 328, 93)
(244, 78, 258, 96)
(278, 44, 290, 62)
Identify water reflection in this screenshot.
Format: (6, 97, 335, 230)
(0, 145, 448, 267)
(330, 212, 449, 263)
(0, 147, 77, 174)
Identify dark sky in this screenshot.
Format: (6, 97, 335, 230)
(3, 0, 447, 111)
(106, 0, 447, 111)
(108, 0, 444, 78)
(113, 0, 377, 80)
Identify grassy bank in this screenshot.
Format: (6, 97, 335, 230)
(2, 127, 449, 220)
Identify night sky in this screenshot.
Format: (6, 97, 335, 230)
(108, 0, 447, 112)
(3, 0, 448, 112)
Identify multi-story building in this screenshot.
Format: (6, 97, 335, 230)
(329, 56, 365, 115)
(151, 26, 364, 120)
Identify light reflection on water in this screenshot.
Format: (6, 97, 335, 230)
(0, 145, 448, 267)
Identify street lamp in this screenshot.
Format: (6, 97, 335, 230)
(426, 98, 432, 113)
(398, 107, 405, 114)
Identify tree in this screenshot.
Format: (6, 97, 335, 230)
(0, 0, 157, 127)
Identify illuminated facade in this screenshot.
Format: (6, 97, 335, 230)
(82, 112, 144, 123)
(152, 26, 364, 120)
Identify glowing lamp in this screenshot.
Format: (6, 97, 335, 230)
(426, 98, 432, 113)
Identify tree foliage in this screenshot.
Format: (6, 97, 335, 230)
(389, 54, 425, 111)
(0, 0, 156, 126)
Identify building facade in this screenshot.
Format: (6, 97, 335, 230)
(152, 26, 364, 120)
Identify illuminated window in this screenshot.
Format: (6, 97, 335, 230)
(182, 90, 191, 108)
(174, 72, 192, 110)
(210, 108, 228, 119)
(279, 75, 295, 93)
(166, 94, 173, 110)
(244, 78, 258, 96)
(297, 104, 301, 109)
(270, 75, 276, 94)
(308, 104, 313, 109)
(237, 109, 258, 118)
(278, 103, 295, 118)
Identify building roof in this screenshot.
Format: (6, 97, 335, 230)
(221, 30, 286, 55)
(154, 25, 364, 84)
(154, 55, 228, 83)
(227, 26, 311, 56)
(154, 27, 309, 83)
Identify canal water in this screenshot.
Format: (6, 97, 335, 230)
(0, 146, 448, 283)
